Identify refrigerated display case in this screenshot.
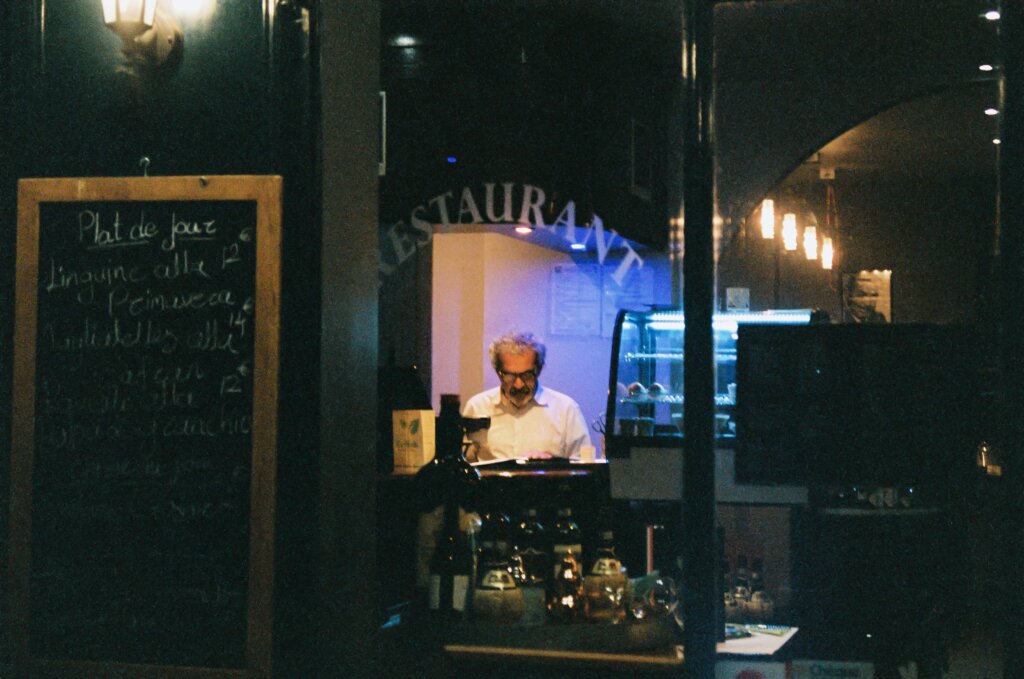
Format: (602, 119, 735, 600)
(604, 307, 813, 457)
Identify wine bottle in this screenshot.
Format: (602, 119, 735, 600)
(551, 507, 583, 579)
(547, 551, 584, 622)
(749, 557, 764, 594)
(414, 394, 480, 593)
(584, 528, 628, 622)
(732, 553, 751, 602)
(479, 503, 512, 566)
(428, 505, 474, 620)
(515, 507, 549, 585)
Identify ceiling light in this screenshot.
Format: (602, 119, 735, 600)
(390, 34, 421, 47)
(570, 242, 586, 251)
(782, 213, 798, 251)
(979, 64, 994, 72)
(983, 10, 1000, 21)
(993, 138, 1002, 145)
(985, 107, 999, 116)
(821, 237, 834, 270)
(760, 199, 775, 239)
(514, 224, 534, 235)
(803, 226, 818, 260)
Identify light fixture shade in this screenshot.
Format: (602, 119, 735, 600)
(821, 237, 834, 270)
(103, 0, 159, 34)
(803, 226, 818, 260)
(782, 213, 798, 251)
(760, 199, 775, 239)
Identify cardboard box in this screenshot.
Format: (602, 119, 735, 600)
(392, 410, 435, 471)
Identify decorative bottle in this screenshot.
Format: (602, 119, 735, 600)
(583, 529, 628, 622)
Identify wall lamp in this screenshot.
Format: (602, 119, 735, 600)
(102, 0, 184, 79)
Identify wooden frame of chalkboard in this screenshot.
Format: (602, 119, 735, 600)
(9, 176, 281, 678)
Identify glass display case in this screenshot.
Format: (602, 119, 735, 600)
(604, 308, 812, 456)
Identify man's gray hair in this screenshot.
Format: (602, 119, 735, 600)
(489, 331, 546, 372)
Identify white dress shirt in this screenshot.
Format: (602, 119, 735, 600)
(462, 385, 592, 460)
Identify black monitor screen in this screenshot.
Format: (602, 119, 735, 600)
(735, 324, 976, 486)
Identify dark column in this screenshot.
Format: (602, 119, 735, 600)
(681, 1, 718, 678)
(998, 1, 1024, 674)
(317, 1, 382, 677)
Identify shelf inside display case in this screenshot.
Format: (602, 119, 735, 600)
(605, 308, 813, 458)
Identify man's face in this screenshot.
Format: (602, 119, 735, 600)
(497, 349, 539, 409)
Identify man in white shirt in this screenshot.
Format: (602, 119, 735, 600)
(462, 331, 592, 460)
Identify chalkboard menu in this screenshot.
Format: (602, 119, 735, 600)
(11, 177, 281, 678)
(735, 324, 975, 487)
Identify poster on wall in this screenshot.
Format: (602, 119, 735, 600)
(842, 269, 892, 323)
(549, 263, 602, 335)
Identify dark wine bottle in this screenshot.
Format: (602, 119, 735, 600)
(551, 507, 583, 579)
(428, 499, 474, 620)
(479, 503, 512, 566)
(749, 557, 764, 594)
(414, 394, 480, 593)
(515, 507, 549, 585)
(732, 553, 751, 602)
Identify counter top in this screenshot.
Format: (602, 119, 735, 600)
(443, 624, 798, 672)
(389, 459, 609, 479)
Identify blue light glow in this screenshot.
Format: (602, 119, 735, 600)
(645, 309, 814, 331)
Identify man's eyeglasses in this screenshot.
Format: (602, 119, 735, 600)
(498, 369, 538, 384)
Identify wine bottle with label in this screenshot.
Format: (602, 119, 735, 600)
(428, 503, 474, 620)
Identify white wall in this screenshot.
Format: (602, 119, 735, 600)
(430, 233, 488, 402)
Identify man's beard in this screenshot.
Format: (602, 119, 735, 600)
(507, 385, 533, 404)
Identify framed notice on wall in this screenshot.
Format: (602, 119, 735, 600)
(9, 176, 281, 678)
(549, 263, 602, 336)
(842, 269, 892, 323)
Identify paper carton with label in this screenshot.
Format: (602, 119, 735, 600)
(392, 410, 435, 471)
